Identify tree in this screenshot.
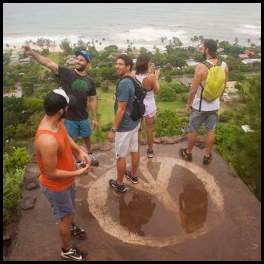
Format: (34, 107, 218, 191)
(172, 37, 182, 47)
(247, 38, 251, 46)
(41, 48, 49, 56)
(234, 37, 239, 45)
(60, 39, 72, 55)
(77, 39, 87, 50)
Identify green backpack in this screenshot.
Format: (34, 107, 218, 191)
(199, 59, 226, 110)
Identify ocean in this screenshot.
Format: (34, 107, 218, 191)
(3, 3, 261, 49)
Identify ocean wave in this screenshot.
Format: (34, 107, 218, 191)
(3, 34, 94, 45)
(242, 24, 261, 29)
(115, 27, 187, 42)
(235, 25, 261, 36)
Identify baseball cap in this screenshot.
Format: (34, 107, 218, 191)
(75, 49, 92, 63)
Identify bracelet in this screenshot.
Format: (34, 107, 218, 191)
(111, 127, 117, 132)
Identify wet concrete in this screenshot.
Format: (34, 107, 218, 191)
(7, 142, 261, 261)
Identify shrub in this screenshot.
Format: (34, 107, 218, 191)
(180, 93, 188, 103)
(3, 169, 25, 224)
(154, 110, 186, 137)
(215, 123, 260, 200)
(164, 75, 172, 83)
(22, 97, 43, 113)
(3, 147, 31, 224)
(157, 83, 176, 102)
(218, 110, 234, 123)
(171, 82, 187, 93)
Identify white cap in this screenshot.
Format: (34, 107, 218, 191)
(52, 87, 70, 104)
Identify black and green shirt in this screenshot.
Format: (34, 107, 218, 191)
(58, 66, 96, 121)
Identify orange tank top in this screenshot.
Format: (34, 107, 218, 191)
(35, 121, 75, 191)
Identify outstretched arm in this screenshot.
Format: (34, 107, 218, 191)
(23, 45, 59, 74)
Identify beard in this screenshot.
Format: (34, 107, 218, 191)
(75, 64, 86, 72)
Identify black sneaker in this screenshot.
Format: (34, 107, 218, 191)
(179, 148, 192, 161)
(147, 149, 154, 158)
(109, 179, 128, 193)
(125, 170, 139, 184)
(203, 153, 213, 165)
(89, 153, 99, 167)
(71, 224, 86, 240)
(61, 247, 88, 261)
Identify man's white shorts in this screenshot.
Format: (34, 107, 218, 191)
(115, 123, 140, 159)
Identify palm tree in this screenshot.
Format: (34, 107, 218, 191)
(247, 38, 251, 46)
(198, 35, 204, 41)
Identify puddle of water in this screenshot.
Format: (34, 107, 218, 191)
(168, 165, 208, 234)
(106, 163, 209, 237)
(107, 187, 180, 237)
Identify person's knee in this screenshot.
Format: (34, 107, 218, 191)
(146, 119, 154, 127)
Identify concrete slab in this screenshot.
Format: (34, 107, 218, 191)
(7, 142, 261, 261)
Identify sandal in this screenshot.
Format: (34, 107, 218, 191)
(179, 148, 192, 161)
(203, 154, 212, 165)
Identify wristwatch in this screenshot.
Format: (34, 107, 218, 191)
(111, 127, 117, 132)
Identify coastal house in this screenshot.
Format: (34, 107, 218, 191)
(19, 57, 31, 64)
(160, 47, 167, 54)
(9, 52, 20, 65)
(220, 54, 228, 59)
(241, 125, 254, 133)
(222, 81, 240, 102)
(164, 63, 173, 69)
(175, 76, 193, 87)
(239, 53, 249, 59)
(239, 49, 256, 59)
(241, 58, 261, 65)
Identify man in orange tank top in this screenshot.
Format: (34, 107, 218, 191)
(35, 88, 90, 261)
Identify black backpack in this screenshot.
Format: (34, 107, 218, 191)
(118, 76, 147, 121)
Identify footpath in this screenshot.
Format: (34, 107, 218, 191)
(6, 140, 261, 261)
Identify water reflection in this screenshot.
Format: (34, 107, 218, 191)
(179, 181, 208, 233)
(118, 192, 156, 236)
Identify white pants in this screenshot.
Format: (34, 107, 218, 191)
(115, 123, 140, 159)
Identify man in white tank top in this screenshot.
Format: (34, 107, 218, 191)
(179, 39, 229, 165)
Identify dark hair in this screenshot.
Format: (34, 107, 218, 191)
(204, 39, 218, 58)
(44, 92, 68, 116)
(135, 54, 151, 74)
(117, 54, 133, 71)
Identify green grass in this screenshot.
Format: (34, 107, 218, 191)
(96, 88, 188, 127)
(157, 100, 187, 116)
(96, 89, 115, 126)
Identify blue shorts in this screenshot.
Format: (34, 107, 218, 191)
(40, 183, 75, 221)
(64, 119, 92, 140)
(188, 110, 218, 133)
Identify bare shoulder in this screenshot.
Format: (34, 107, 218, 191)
(35, 134, 58, 150)
(194, 63, 207, 75)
